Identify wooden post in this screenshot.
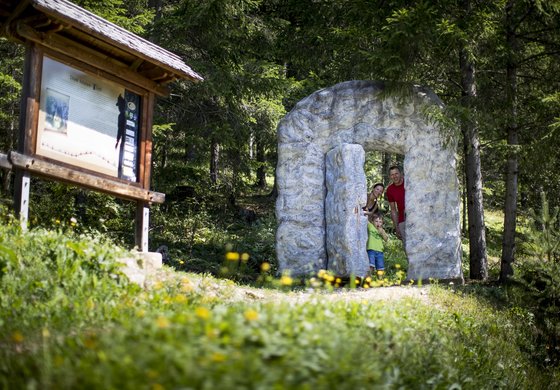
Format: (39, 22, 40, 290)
(134, 91, 156, 252)
(13, 170, 30, 230)
(14, 44, 41, 228)
(135, 202, 149, 252)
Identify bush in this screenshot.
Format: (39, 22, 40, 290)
(0, 220, 134, 332)
(511, 260, 560, 366)
(507, 191, 560, 366)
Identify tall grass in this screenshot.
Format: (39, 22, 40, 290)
(1, 216, 559, 388)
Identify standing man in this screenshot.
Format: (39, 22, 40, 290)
(386, 165, 406, 243)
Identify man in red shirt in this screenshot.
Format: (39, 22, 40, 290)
(386, 165, 406, 243)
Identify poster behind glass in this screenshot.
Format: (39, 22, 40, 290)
(36, 56, 140, 182)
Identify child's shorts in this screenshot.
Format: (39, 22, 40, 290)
(367, 249, 385, 271)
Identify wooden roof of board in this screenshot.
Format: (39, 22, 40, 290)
(0, 0, 202, 90)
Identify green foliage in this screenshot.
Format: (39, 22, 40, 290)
(27, 180, 136, 247)
(1, 219, 558, 387)
(0, 38, 24, 157)
(527, 192, 560, 262)
(149, 0, 289, 200)
(511, 260, 560, 366)
(0, 219, 133, 334)
(504, 192, 560, 366)
(73, 0, 154, 34)
(150, 194, 277, 283)
(0, 72, 20, 114)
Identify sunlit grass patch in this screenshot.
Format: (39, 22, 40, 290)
(1, 209, 559, 389)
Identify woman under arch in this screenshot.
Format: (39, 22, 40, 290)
(363, 182, 384, 220)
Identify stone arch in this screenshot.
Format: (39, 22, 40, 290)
(275, 80, 463, 281)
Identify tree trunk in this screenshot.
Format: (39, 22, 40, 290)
(382, 152, 392, 184)
(462, 166, 467, 235)
(210, 138, 219, 184)
(500, 0, 520, 282)
(249, 132, 255, 160)
(256, 138, 267, 189)
(148, 0, 163, 23)
(459, 3, 488, 280)
(160, 139, 167, 171)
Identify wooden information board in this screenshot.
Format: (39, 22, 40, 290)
(0, 0, 202, 250)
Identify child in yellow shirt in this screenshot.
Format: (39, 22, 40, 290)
(367, 213, 388, 276)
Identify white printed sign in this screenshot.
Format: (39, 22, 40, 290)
(36, 56, 140, 181)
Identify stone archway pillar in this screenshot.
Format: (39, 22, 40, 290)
(276, 80, 463, 282)
(325, 143, 369, 277)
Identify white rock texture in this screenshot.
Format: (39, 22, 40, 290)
(118, 251, 163, 287)
(325, 144, 369, 277)
(276, 80, 463, 281)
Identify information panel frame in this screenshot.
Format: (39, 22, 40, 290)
(17, 45, 158, 203)
(36, 55, 142, 182)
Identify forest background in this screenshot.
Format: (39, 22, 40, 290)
(1, 1, 560, 386)
(1, 0, 559, 281)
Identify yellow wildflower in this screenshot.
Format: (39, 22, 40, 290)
(152, 383, 165, 390)
(225, 252, 240, 261)
(280, 275, 293, 286)
(12, 331, 24, 343)
(174, 294, 187, 304)
(395, 264, 401, 269)
(244, 309, 259, 321)
(211, 352, 227, 363)
(260, 262, 271, 272)
(156, 316, 170, 329)
(206, 328, 219, 339)
(195, 307, 211, 320)
(241, 252, 250, 262)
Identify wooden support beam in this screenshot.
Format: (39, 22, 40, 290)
(0, 153, 11, 170)
(16, 22, 169, 96)
(130, 57, 143, 71)
(18, 14, 53, 30)
(9, 151, 165, 204)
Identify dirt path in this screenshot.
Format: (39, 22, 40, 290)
(238, 284, 432, 305)
(147, 266, 432, 305)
